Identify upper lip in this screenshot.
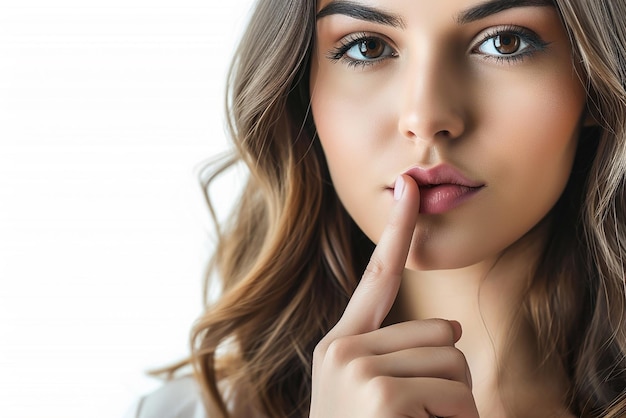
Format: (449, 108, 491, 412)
(395, 164, 484, 188)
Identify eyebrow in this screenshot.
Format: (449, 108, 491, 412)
(316, 1, 405, 28)
(456, 0, 554, 24)
(316, 0, 554, 27)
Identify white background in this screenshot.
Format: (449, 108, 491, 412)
(0, 0, 255, 417)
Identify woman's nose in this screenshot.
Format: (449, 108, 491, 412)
(397, 52, 467, 143)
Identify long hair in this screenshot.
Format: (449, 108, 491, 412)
(180, 1, 626, 417)
(187, 0, 373, 416)
(524, 1, 626, 416)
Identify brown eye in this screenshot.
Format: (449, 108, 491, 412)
(494, 33, 521, 54)
(474, 29, 539, 61)
(357, 38, 385, 59)
(336, 35, 396, 65)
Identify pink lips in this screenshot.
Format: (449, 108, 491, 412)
(394, 165, 484, 214)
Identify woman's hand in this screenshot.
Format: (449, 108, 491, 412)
(310, 175, 479, 418)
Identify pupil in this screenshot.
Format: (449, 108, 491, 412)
(360, 39, 382, 58)
(495, 34, 520, 54)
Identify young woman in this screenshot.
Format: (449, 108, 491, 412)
(130, 0, 626, 417)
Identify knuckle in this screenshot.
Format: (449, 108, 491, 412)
(312, 340, 328, 364)
(347, 356, 375, 381)
(313, 332, 336, 357)
(364, 255, 386, 277)
(325, 336, 356, 365)
(367, 376, 396, 406)
(364, 254, 403, 279)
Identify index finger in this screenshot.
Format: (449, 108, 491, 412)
(332, 174, 420, 337)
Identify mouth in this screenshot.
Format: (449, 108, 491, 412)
(416, 183, 484, 214)
(389, 165, 485, 214)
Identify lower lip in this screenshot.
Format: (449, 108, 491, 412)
(417, 184, 483, 214)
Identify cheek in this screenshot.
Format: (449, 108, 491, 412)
(487, 71, 584, 193)
(311, 89, 373, 191)
(312, 95, 387, 236)
(311, 68, 391, 150)
(311, 70, 396, 246)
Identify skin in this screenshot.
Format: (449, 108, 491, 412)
(309, 0, 587, 416)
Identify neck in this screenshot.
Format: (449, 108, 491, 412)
(386, 222, 573, 416)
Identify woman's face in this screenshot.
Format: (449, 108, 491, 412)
(310, 0, 587, 270)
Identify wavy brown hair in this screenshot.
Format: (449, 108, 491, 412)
(525, 1, 626, 416)
(187, 1, 371, 416)
(170, 0, 626, 417)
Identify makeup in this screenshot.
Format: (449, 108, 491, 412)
(393, 165, 485, 214)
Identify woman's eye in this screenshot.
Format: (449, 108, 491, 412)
(329, 35, 397, 67)
(477, 33, 529, 56)
(474, 29, 545, 60)
(345, 38, 391, 61)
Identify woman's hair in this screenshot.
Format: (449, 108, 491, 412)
(525, 1, 626, 416)
(188, 1, 371, 416)
(176, 1, 626, 417)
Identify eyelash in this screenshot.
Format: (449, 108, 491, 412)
(327, 32, 396, 69)
(473, 25, 549, 64)
(327, 26, 548, 68)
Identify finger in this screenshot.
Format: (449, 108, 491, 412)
(411, 378, 479, 418)
(333, 174, 420, 337)
(348, 346, 472, 387)
(358, 319, 462, 354)
(366, 377, 479, 418)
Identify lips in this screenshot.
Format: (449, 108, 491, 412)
(393, 165, 485, 214)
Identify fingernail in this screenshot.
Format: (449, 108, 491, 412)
(394, 176, 405, 201)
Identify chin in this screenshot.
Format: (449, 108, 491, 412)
(405, 252, 473, 272)
(404, 242, 492, 272)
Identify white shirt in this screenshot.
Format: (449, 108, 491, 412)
(124, 376, 207, 418)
